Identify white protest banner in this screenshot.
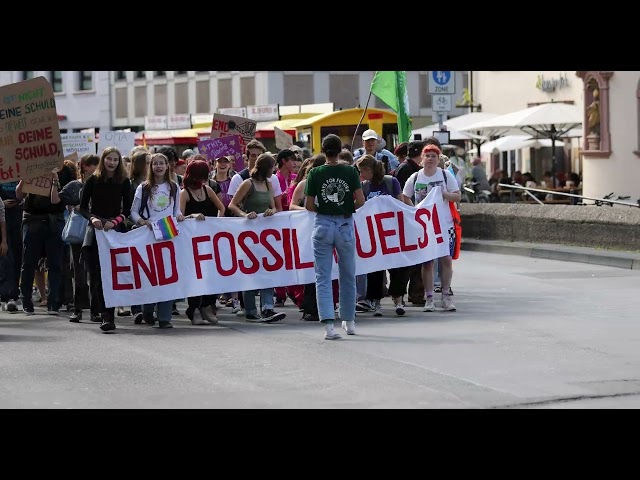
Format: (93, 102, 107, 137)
(247, 104, 279, 122)
(98, 130, 136, 156)
(61, 133, 96, 157)
(211, 113, 257, 153)
(0, 76, 64, 183)
(96, 189, 453, 308)
(274, 126, 293, 151)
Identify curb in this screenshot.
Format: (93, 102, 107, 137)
(461, 239, 640, 270)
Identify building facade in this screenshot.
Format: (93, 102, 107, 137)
(472, 71, 584, 180)
(576, 71, 640, 200)
(110, 71, 470, 130)
(0, 71, 111, 133)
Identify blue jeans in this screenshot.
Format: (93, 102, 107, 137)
(20, 217, 64, 310)
(143, 300, 173, 322)
(243, 288, 274, 316)
(312, 214, 356, 323)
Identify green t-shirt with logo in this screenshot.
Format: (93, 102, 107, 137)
(305, 164, 362, 215)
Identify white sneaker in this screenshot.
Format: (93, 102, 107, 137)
(442, 294, 457, 312)
(201, 305, 219, 325)
(394, 303, 405, 316)
(191, 309, 208, 325)
(231, 299, 241, 314)
(341, 320, 356, 335)
(423, 297, 435, 312)
(373, 301, 383, 317)
(324, 331, 342, 340)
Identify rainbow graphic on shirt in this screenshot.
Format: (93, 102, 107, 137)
(154, 216, 179, 240)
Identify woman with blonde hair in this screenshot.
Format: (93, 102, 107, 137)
(130, 153, 184, 329)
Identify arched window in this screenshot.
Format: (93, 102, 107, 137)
(576, 71, 613, 158)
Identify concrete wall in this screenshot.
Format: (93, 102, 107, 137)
(581, 72, 640, 200)
(461, 203, 640, 251)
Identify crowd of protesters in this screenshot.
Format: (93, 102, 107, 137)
(0, 129, 460, 339)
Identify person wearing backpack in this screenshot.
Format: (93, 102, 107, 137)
(402, 144, 461, 313)
(130, 153, 185, 329)
(353, 129, 399, 174)
(356, 154, 407, 317)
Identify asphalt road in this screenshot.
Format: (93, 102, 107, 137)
(2, 250, 640, 409)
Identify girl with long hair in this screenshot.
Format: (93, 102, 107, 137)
(130, 153, 185, 329)
(179, 159, 225, 324)
(228, 153, 285, 323)
(356, 154, 405, 317)
(52, 154, 99, 322)
(79, 147, 133, 331)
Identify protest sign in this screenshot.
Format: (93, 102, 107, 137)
(274, 126, 293, 150)
(22, 152, 79, 196)
(0, 76, 64, 183)
(98, 130, 136, 156)
(61, 133, 96, 157)
(197, 135, 243, 171)
(210, 113, 257, 156)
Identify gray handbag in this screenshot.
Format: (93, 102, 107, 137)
(61, 210, 89, 244)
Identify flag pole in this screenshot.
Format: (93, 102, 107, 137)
(351, 71, 377, 151)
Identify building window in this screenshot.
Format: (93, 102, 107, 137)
(155, 71, 166, 77)
(115, 71, 126, 81)
(22, 71, 34, 81)
(175, 71, 187, 75)
(50, 71, 63, 93)
(135, 71, 146, 80)
(79, 71, 92, 91)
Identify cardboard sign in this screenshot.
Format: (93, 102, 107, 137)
(22, 152, 79, 196)
(98, 130, 136, 156)
(210, 113, 256, 154)
(198, 135, 243, 172)
(274, 126, 293, 151)
(61, 133, 96, 157)
(0, 76, 64, 184)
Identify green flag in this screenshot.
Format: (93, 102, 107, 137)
(370, 71, 412, 143)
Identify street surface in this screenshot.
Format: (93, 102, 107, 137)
(2, 251, 640, 409)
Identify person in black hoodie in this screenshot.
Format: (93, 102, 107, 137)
(15, 164, 74, 316)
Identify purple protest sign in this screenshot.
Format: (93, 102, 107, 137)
(197, 135, 244, 172)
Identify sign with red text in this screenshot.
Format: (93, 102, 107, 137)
(0, 76, 64, 184)
(22, 152, 79, 196)
(210, 113, 256, 154)
(96, 189, 453, 308)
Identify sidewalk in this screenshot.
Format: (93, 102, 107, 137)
(461, 239, 640, 270)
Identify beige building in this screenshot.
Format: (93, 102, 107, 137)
(577, 71, 640, 201)
(472, 71, 584, 179)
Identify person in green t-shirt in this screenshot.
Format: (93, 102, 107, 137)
(305, 134, 365, 340)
